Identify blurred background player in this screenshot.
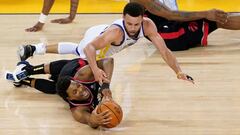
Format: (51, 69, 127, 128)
(26, 0, 79, 32)
(130, 0, 240, 51)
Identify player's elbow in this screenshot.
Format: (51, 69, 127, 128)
(83, 47, 88, 55)
(83, 44, 94, 55)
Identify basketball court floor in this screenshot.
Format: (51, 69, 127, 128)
(0, 1, 240, 135)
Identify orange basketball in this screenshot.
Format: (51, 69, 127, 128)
(97, 101, 123, 128)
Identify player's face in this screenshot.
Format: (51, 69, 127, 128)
(123, 14, 143, 37)
(67, 81, 91, 101)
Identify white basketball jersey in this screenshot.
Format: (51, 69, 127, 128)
(96, 19, 145, 59)
(76, 19, 145, 59)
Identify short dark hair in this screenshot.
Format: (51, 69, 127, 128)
(123, 2, 144, 17)
(56, 76, 72, 101)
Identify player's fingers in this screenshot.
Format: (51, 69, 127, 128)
(100, 110, 110, 116)
(25, 28, 31, 32)
(102, 111, 112, 118)
(103, 111, 112, 118)
(58, 19, 68, 24)
(51, 19, 61, 23)
(216, 16, 227, 24)
(59, 20, 70, 24)
(178, 73, 195, 84)
(216, 12, 228, 24)
(219, 13, 228, 19)
(187, 79, 195, 84)
(97, 74, 103, 84)
(27, 27, 37, 32)
(102, 121, 111, 125)
(102, 118, 112, 124)
(186, 75, 195, 84)
(186, 75, 194, 81)
(101, 71, 107, 78)
(93, 106, 98, 114)
(32, 27, 39, 32)
(26, 27, 34, 32)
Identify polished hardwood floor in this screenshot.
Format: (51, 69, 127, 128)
(0, 14, 240, 135)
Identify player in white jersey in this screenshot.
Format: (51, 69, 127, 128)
(73, 18, 145, 59)
(26, 0, 79, 32)
(19, 18, 144, 60)
(18, 3, 194, 84)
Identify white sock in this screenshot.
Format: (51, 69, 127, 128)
(34, 43, 46, 55)
(39, 13, 48, 23)
(58, 42, 78, 55)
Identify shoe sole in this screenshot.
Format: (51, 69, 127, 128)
(4, 71, 23, 87)
(4, 71, 15, 81)
(4, 70, 28, 82)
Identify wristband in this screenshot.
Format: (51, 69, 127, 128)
(39, 13, 47, 23)
(100, 83, 110, 92)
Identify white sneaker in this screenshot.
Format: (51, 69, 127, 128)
(4, 71, 15, 81)
(12, 61, 30, 82)
(4, 71, 23, 87)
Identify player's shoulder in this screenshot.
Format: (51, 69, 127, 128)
(143, 17, 155, 26)
(104, 25, 124, 37)
(142, 17, 157, 35)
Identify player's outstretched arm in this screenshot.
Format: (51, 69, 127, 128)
(131, 0, 228, 24)
(84, 28, 120, 84)
(143, 18, 194, 84)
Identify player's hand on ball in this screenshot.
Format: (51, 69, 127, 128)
(91, 107, 112, 126)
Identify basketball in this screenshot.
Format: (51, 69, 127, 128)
(97, 101, 123, 128)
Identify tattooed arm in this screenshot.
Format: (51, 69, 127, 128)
(51, 0, 79, 24)
(130, 0, 228, 24)
(69, 0, 79, 20)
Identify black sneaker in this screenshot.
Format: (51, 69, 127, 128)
(17, 45, 36, 61)
(13, 82, 22, 87)
(13, 78, 32, 88)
